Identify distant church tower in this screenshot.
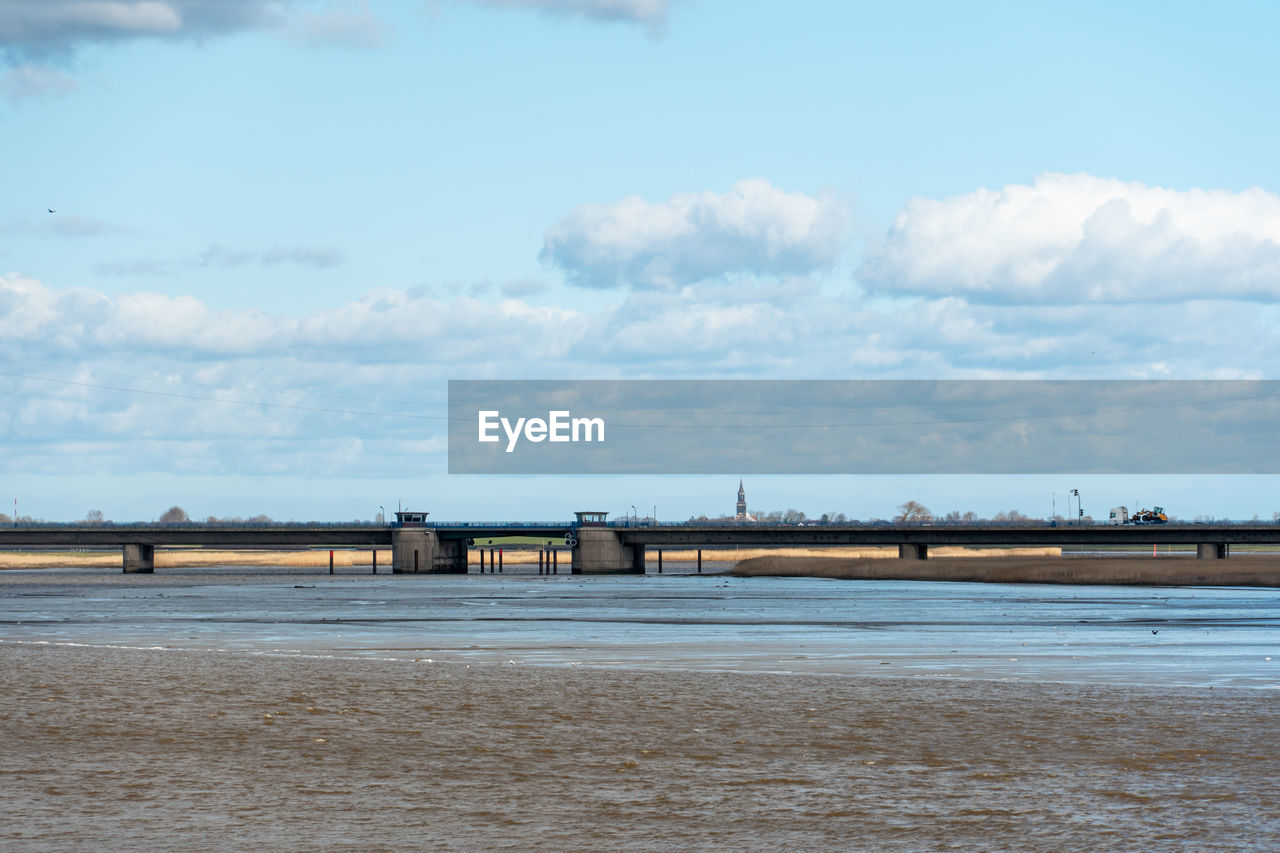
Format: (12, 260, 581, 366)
(735, 479, 747, 520)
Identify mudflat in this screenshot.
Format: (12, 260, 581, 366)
(3, 643, 1278, 851)
(734, 555, 1280, 587)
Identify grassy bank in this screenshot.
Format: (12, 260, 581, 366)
(731, 555, 1280, 586)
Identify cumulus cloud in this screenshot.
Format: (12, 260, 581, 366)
(3, 271, 1278, 486)
(542, 178, 849, 290)
(462, 0, 672, 31)
(861, 173, 1280, 303)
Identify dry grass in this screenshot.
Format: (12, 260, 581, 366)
(646, 546, 1059, 562)
(0, 545, 1060, 570)
(0, 549, 392, 569)
(732, 555, 1280, 587)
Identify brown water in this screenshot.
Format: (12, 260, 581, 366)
(3, 643, 1279, 851)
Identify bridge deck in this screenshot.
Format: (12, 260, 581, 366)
(0, 523, 1274, 550)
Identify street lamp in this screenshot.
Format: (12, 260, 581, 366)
(631, 505, 637, 526)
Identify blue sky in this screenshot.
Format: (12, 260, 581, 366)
(2, 0, 1279, 523)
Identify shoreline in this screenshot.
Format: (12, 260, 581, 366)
(733, 554, 1280, 586)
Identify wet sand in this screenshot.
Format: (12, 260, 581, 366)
(3, 643, 1279, 851)
(734, 555, 1280, 587)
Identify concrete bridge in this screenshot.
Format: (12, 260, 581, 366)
(1, 515, 1277, 574)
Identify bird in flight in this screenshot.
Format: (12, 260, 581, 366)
(47, 209, 55, 213)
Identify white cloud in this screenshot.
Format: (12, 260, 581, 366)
(260, 245, 346, 268)
(462, 0, 672, 31)
(861, 173, 1280, 303)
(1, 62, 76, 98)
(2, 271, 1278, 486)
(286, 1, 386, 48)
(0, 1, 270, 54)
(542, 178, 849, 290)
(0, 1, 389, 60)
(195, 243, 346, 269)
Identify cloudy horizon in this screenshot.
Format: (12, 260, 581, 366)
(3, 1, 1279, 523)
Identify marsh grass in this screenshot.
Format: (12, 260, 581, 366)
(0, 545, 1060, 570)
(0, 550, 393, 569)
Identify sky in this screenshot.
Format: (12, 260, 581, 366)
(2, 0, 1280, 523)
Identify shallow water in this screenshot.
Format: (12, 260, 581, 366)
(2, 568, 1278, 687)
(3, 569, 1280, 850)
(3, 644, 1279, 851)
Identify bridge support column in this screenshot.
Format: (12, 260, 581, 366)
(433, 537, 468, 573)
(898, 543, 928, 560)
(391, 529, 468, 573)
(571, 529, 639, 574)
(392, 528, 431, 574)
(1197, 543, 1229, 559)
(123, 543, 155, 574)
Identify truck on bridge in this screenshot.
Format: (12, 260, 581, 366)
(1109, 506, 1169, 525)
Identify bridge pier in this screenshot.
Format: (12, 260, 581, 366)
(391, 529, 468, 574)
(898, 543, 928, 560)
(122, 543, 155, 573)
(1197, 543, 1229, 559)
(571, 529, 643, 574)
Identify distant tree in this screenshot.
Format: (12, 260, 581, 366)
(942, 510, 961, 522)
(375, 510, 386, 524)
(1274, 511, 1280, 523)
(84, 509, 104, 523)
(895, 501, 932, 523)
(781, 508, 807, 524)
(246, 514, 272, 524)
(159, 506, 189, 524)
(961, 511, 978, 523)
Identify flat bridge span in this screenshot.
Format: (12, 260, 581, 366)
(0, 522, 1276, 573)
